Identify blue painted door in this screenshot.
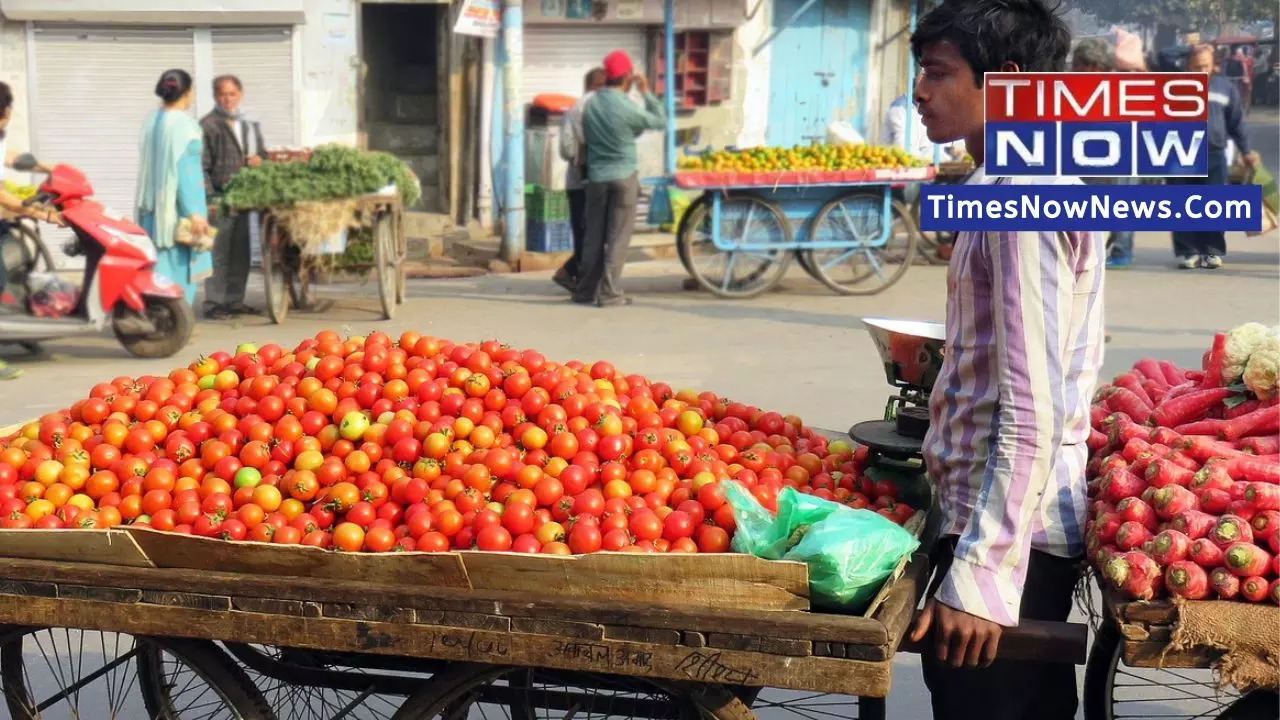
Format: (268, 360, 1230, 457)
(766, 0, 872, 147)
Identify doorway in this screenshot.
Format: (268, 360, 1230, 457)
(360, 3, 443, 212)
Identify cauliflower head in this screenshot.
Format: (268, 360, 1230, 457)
(1242, 329, 1280, 400)
(1222, 322, 1274, 385)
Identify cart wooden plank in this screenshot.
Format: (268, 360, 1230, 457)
(0, 529, 152, 568)
(0, 592, 893, 696)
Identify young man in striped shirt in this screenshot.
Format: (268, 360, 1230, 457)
(905, 1, 1105, 718)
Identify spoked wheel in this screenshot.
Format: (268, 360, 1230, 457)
(388, 664, 754, 720)
(393, 209, 408, 305)
(746, 689, 884, 720)
(801, 191, 918, 296)
(224, 643, 425, 720)
(261, 214, 291, 324)
(675, 192, 793, 299)
(1083, 623, 1256, 720)
(0, 627, 271, 719)
(113, 295, 195, 358)
(373, 212, 398, 320)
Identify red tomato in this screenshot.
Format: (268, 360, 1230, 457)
(662, 511, 695, 541)
(475, 525, 513, 551)
(567, 522, 602, 554)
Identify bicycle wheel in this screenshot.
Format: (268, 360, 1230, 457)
(800, 192, 917, 296)
(675, 192, 793, 299)
(373, 212, 397, 320)
(225, 643, 422, 720)
(0, 627, 271, 719)
(389, 663, 755, 720)
(261, 214, 290, 325)
(1083, 622, 1247, 720)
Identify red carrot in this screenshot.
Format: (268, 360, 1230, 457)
(1165, 381, 1201, 402)
(1095, 544, 1121, 569)
(1225, 455, 1280, 484)
(1090, 512, 1123, 545)
(1221, 405, 1280, 441)
(1198, 488, 1233, 514)
(1270, 579, 1280, 606)
(1150, 529, 1192, 565)
(1144, 380, 1170, 405)
(1146, 459, 1195, 488)
(1116, 497, 1159, 531)
(1102, 470, 1148, 504)
(1241, 435, 1280, 455)
(1251, 510, 1280, 543)
(1241, 576, 1269, 602)
(1227, 500, 1259, 523)
(1173, 419, 1230, 437)
(1244, 482, 1280, 512)
(1153, 485, 1199, 520)
(1186, 370, 1206, 383)
(1088, 429, 1109, 452)
(1100, 453, 1130, 476)
(1164, 560, 1210, 600)
(1134, 358, 1168, 384)
(1116, 521, 1154, 551)
(1210, 567, 1240, 599)
(1121, 437, 1153, 462)
(1106, 388, 1153, 422)
(1165, 450, 1200, 471)
(1105, 551, 1164, 600)
(1200, 332, 1227, 388)
(1149, 426, 1183, 447)
(1225, 399, 1262, 420)
(1114, 374, 1155, 408)
(1177, 511, 1219, 541)
(1224, 542, 1272, 577)
(1151, 387, 1234, 428)
(1178, 435, 1246, 464)
(1208, 515, 1255, 549)
(1111, 418, 1153, 446)
(1160, 361, 1188, 386)
(1190, 463, 1234, 492)
(1190, 537, 1225, 567)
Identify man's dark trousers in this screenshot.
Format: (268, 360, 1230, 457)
(562, 187, 588, 279)
(575, 173, 639, 304)
(921, 536, 1082, 720)
(1171, 146, 1229, 258)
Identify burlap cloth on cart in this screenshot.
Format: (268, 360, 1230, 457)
(1167, 598, 1280, 691)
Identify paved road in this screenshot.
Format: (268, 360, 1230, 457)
(0, 114, 1276, 719)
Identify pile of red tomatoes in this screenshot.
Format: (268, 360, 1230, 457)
(0, 331, 914, 555)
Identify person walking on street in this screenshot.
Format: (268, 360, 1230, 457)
(1171, 45, 1257, 270)
(135, 69, 213, 310)
(906, 2, 1105, 719)
(201, 75, 266, 319)
(573, 51, 665, 308)
(553, 67, 606, 293)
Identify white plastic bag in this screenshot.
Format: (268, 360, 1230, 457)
(826, 121, 865, 147)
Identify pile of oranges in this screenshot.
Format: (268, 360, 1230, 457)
(678, 143, 925, 173)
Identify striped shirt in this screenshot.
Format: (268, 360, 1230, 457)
(923, 168, 1106, 626)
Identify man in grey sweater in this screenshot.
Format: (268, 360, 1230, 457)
(553, 67, 606, 292)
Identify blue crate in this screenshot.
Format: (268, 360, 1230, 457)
(526, 218, 574, 253)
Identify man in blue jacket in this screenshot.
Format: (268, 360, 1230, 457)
(1171, 44, 1257, 270)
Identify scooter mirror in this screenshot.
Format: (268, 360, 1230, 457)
(11, 154, 38, 172)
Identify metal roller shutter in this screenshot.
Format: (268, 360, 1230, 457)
(211, 27, 296, 149)
(521, 26, 647, 106)
(32, 25, 196, 269)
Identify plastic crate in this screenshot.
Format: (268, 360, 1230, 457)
(526, 184, 571, 223)
(526, 218, 574, 253)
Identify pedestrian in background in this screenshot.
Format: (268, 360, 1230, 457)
(1170, 45, 1256, 270)
(135, 69, 212, 308)
(1105, 28, 1147, 269)
(1070, 37, 1113, 72)
(573, 51, 665, 308)
(201, 74, 266, 319)
(553, 67, 606, 293)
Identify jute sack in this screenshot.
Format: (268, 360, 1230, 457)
(1167, 598, 1280, 692)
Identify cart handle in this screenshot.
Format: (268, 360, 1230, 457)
(899, 616, 1089, 665)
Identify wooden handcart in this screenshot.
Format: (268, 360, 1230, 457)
(1085, 586, 1280, 720)
(257, 192, 408, 325)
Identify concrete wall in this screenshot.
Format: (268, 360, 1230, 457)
(299, 0, 360, 146)
(674, 0, 770, 150)
(0, 21, 34, 167)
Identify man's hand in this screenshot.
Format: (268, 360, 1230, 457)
(632, 74, 649, 94)
(246, 156, 263, 168)
(909, 597, 1003, 668)
(1242, 152, 1260, 168)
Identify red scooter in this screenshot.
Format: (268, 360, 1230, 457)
(0, 156, 193, 358)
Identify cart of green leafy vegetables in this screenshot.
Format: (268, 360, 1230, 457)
(220, 144, 422, 324)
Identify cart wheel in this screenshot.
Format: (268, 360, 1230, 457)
(676, 192, 793, 299)
(374, 211, 397, 320)
(388, 664, 756, 720)
(225, 643, 423, 720)
(1084, 622, 1246, 720)
(0, 627, 272, 719)
(801, 192, 918, 295)
(394, 210, 408, 305)
(746, 689, 883, 720)
(261, 214, 290, 324)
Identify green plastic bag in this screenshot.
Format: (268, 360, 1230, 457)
(723, 481, 921, 612)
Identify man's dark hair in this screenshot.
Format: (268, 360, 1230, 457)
(584, 68, 606, 90)
(1072, 38, 1115, 71)
(213, 74, 243, 94)
(605, 75, 627, 88)
(911, 0, 1072, 86)
(0, 82, 12, 116)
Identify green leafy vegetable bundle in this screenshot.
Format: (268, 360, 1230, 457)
(221, 145, 422, 211)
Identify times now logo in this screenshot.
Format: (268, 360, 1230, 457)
(985, 72, 1209, 177)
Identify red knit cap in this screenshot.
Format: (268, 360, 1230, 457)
(602, 51, 633, 81)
